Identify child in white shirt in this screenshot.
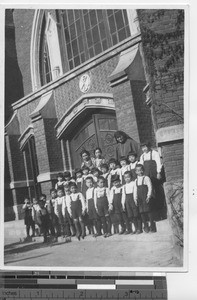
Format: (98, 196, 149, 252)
(133, 164, 156, 233)
(69, 182, 86, 240)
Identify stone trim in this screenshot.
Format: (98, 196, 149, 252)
(55, 93, 115, 139)
(37, 171, 63, 183)
(18, 125, 34, 150)
(8, 180, 34, 189)
(156, 124, 184, 144)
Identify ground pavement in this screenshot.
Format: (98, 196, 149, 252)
(4, 218, 182, 268)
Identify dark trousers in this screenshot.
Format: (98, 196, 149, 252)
(141, 212, 156, 231)
(26, 222, 35, 237)
(100, 216, 111, 234)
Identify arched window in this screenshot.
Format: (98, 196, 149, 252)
(58, 9, 132, 71)
(39, 12, 63, 86)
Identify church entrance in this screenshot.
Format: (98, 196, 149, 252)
(70, 112, 118, 168)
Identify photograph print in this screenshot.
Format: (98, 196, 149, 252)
(4, 7, 185, 269)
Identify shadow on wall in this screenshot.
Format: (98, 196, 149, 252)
(5, 9, 24, 124)
(4, 206, 16, 222)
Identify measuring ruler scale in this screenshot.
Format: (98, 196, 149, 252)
(0, 271, 167, 299)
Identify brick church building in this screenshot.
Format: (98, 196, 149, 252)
(5, 9, 184, 248)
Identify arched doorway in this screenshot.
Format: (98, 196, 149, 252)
(70, 112, 118, 168)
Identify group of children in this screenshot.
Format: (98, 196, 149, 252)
(22, 143, 164, 243)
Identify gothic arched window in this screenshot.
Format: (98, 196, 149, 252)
(39, 12, 63, 86)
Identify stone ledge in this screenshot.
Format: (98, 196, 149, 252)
(156, 124, 183, 144)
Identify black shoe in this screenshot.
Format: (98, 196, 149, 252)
(136, 230, 143, 234)
(106, 233, 112, 237)
(144, 227, 149, 233)
(124, 230, 130, 235)
(103, 233, 107, 238)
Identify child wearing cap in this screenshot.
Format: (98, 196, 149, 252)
(139, 141, 165, 221)
(55, 173, 66, 190)
(133, 164, 156, 233)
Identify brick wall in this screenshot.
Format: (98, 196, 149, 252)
(137, 9, 184, 130)
(44, 118, 64, 172)
(33, 119, 50, 174)
(112, 80, 140, 142)
(5, 9, 24, 123)
(13, 9, 35, 96)
(131, 80, 155, 145)
(54, 56, 118, 121)
(162, 141, 183, 182)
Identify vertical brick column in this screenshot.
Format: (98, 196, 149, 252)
(30, 91, 64, 197)
(5, 113, 26, 220)
(110, 78, 140, 142)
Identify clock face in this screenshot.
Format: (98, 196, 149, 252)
(79, 74, 91, 93)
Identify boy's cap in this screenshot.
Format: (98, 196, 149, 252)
(127, 152, 137, 158)
(108, 158, 117, 164)
(140, 141, 151, 147)
(111, 174, 120, 182)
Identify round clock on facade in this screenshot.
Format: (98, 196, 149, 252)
(79, 74, 91, 93)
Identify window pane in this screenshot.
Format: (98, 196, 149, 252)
(69, 60, 73, 69)
(108, 15, 116, 34)
(74, 55, 80, 67)
(99, 22, 106, 40)
(90, 10, 97, 27)
(94, 42, 102, 55)
(82, 9, 88, 15)
(97, 10, 103, 22)
(67, 10, 74, 25)
(70, 23, 76, 40)
(89, 47, 94, 58)
(118, 28, 126, 42)
(78, 35, 84, 52)
(86, 30, 93, 48)
(76, 19, 82, 35)
(102, 39, 108, 51)
(74, 10, 79, 20)
(64, 28, 70, 43)
(84, 13, 90, 30)
(62, 12, 68, 28)
(67, 43, 72, 59)
(80, 52, 85, 63)
(107, 9, 113, 16)
(92, 25, 100, 44)
(115, 10, 124, 30)
(112, 33, 118, 45)
(72, 39, 78, 56)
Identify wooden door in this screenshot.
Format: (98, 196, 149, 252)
(94, 114, 118, 161)
(70, 113, 118, 169)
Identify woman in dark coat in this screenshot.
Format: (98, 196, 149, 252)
(114, 131, 141, 161)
